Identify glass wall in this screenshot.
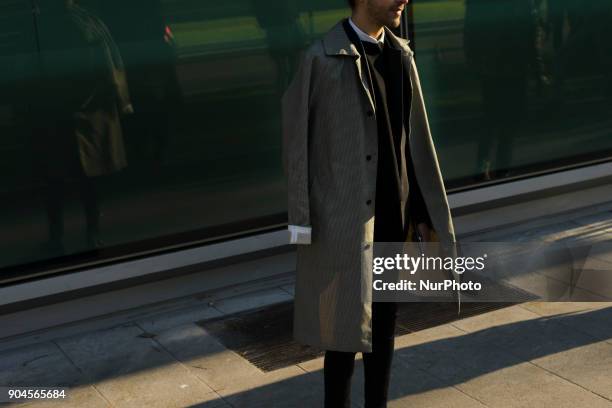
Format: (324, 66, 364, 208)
(1, 0, 610, 279)
(411, 0, 612, 187)
(0, 0, 349, 275)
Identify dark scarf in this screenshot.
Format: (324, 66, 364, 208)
(342, 19, 405, 183)
(342, 18, 433, 239)
(342, 19, 407, 240)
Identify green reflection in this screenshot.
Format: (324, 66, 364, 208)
(0, 0, 349, 272)
(413, 0, 612, 185)
(1, 0, 610, 275)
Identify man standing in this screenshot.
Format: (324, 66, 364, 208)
(282, 0, 458, 406)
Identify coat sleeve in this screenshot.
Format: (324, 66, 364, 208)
(410, 58, 454, 240)
(410, 56, 461, 310)
(281, 48, 314, 230)
(404, 54, 433, 231)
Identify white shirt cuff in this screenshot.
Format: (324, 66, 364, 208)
(288, 225, 312, 244)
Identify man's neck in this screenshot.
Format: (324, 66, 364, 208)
(350, 13, 384, 40)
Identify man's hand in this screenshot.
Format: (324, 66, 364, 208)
(417, 223, 431, 242)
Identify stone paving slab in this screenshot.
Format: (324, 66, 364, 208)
(136, 304, 222, 335)
(391, 304, 612, 407)
(388, 358, 488, 408)
(296, 347, 487, 408)
(153, 323, 263, 393)
(0, 342, 82, 389)
(569, 211, 612, 229)
(215, 365, 321, 408)
(450, 303, 541, 333)
(518, 301, 611, 316)
(494, 221, 579, 243)
(209, 287, 292, 315)
(153, 322, 324, 407)
(54, 324, 220, 408)
(506, 271, 611, 302)
(556, 224, 612, 245)
(520, 303, 612, 345)
(399, 323, 610, 407)
(530, 341, 612, 401)
(462, 206, 612, 244)
(452, 361, 611, 408)
(450, 304, 612, 404)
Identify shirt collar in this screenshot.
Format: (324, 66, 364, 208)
(348, 17, 385, 46)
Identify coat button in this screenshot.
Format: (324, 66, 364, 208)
(366, 199, 372, 205)
(366, 155, 372, 161)
(364, 244, 371, 250)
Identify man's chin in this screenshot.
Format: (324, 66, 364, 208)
(382, 17, 402, 29)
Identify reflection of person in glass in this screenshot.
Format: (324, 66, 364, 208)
(547, 0, 612, 102)
(282, 0, 458, 406)
(464, 0, 540, 180)
(98, 0, 182, 173)
(252, 0, 307, 96)
(31, 0, 132, 253)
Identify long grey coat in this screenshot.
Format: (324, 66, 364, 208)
(281, 19, 459, 353)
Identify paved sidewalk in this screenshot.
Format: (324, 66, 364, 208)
(1, 207, 611, 407)
(1, 301, 610, 408)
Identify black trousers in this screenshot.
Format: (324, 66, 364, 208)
(324, 301, 398, 408)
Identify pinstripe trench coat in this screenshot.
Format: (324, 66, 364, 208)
(281, 19, 459, 353)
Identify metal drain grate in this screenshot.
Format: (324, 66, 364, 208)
(198, 300, 523, 372)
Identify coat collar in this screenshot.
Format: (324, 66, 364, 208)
(323, 18, 412, 57)
(321, 17, 413, 117)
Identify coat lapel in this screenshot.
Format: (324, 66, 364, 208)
(322, 18, 417, 230)
(323, 19, 375, 113)
(322, 18, 413, 116)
